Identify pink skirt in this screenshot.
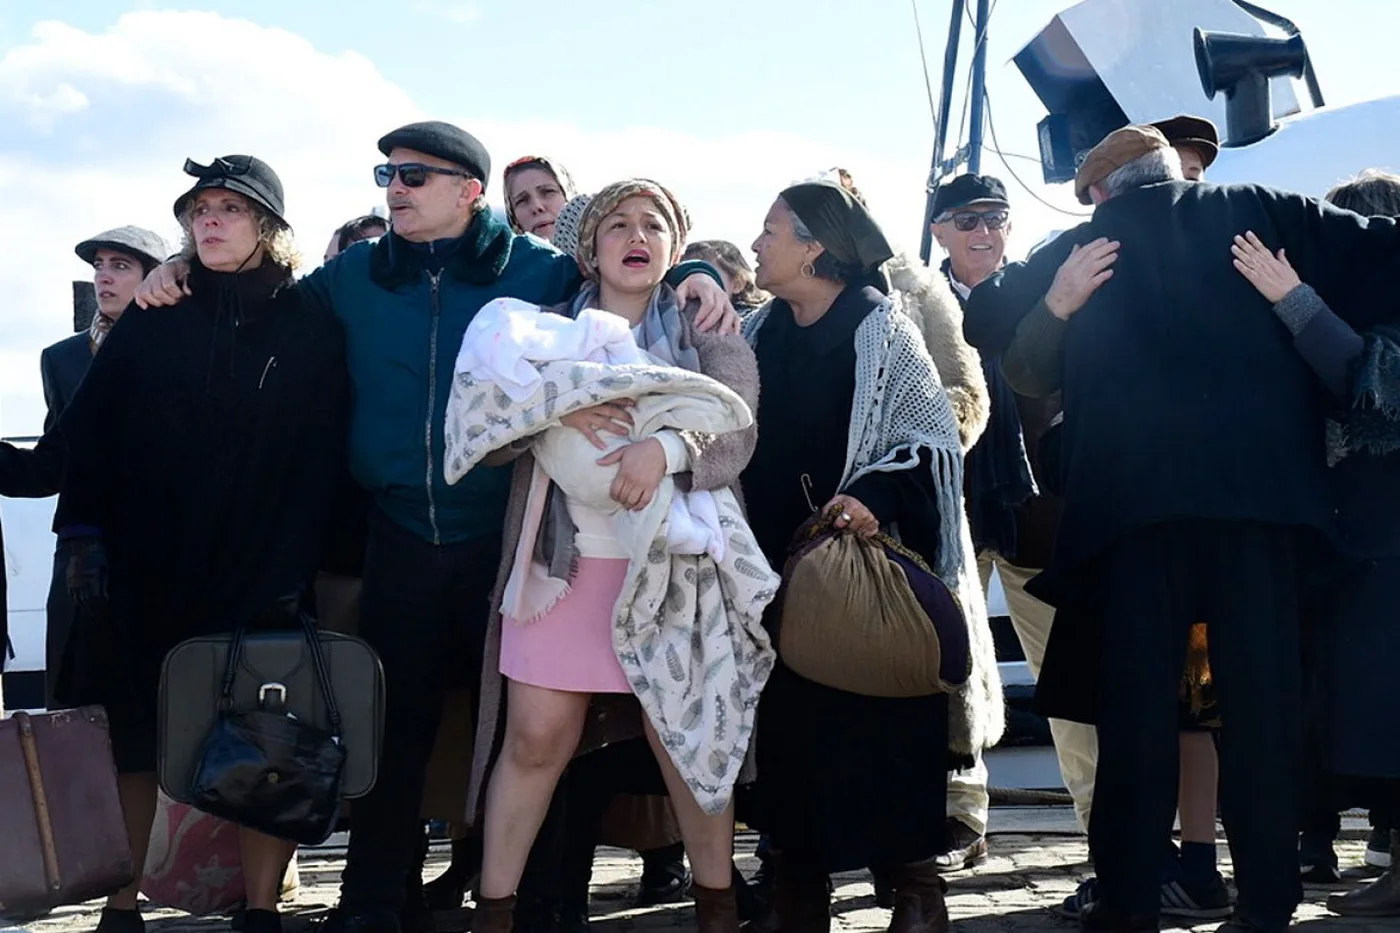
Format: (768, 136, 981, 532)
(500, 557, 631, 694)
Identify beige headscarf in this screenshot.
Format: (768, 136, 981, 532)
(574, 179, 690, 278)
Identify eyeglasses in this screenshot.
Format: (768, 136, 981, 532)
(373, 163, 470, 188)
(938, 209, 1010, 232)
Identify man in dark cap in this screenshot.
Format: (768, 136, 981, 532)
(0, 224, 169, 708)
(929, 173, 1039, 873)
(137, 119, 735, 933)
(1151, 114, 1220, 181)
(965, 124, 1400, 933)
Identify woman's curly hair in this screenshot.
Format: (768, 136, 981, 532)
(179, 195, 302, 272)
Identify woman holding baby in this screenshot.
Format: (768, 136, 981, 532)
(464, 180, 765, 933)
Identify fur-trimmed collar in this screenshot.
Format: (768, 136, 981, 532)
(369, 210, 515, 291)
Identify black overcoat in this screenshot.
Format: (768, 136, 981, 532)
(965, 180, 1400, 723)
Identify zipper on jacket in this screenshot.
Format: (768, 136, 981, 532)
(424, 271, 443, 546)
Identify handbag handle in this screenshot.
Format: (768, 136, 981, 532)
(214, 612, 345, 740)
(298, 612, 345, 740)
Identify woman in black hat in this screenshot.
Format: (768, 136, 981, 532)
(736, 182, 983, 933)
(52, 154, 348, 933)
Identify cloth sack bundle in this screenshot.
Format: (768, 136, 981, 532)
(778, 508, 971, 698)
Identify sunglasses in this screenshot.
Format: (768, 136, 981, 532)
(940, 209, 1010, 232)
(373, 163, 470, 188)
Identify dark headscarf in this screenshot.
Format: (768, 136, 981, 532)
(780, 181, 894, 280)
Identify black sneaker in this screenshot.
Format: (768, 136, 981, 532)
(637, 847, 690, 907)
(1214, 912, 1284, 933)
(1367, 828, 1394, 870)
(1160, 871, 1233, 921)
(1055, 878, 1100, 919)
(242, 910, 284, 933)
(94, 908, 145, 933)
(1299, 838, 1341, 884)
(318, 908, 402, 933)
(1078, 902, 1158, 931)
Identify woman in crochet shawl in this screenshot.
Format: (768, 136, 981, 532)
(467, 179, 763, 933)
(739, 181, 987, 933)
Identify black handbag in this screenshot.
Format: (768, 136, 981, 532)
(187, 614, 347, 845)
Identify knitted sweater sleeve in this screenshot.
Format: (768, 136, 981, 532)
(1274, 284, 1364, 401)
(676, 306, 760, 492)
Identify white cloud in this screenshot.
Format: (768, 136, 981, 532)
(0, 10, 418, 434)
(0, 9, 998, 435)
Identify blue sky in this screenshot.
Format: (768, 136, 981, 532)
(2, 0, 1400, 433)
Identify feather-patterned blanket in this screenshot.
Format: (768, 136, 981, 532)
(444, 342, 779, 814)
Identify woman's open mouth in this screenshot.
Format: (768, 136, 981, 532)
(622, 249, 651, 268)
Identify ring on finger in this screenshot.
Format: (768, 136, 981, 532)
(840, 511, 853, 523)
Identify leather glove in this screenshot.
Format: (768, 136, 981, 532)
(60, 536, 110, 615)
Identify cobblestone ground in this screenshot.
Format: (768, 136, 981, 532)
(10, 830, 1388, 933)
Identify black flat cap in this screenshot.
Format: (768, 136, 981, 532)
(74, 225, 171, 269)
(173, 154, 287, 226)
(932, 174, 1009, 218)
(377, 121, 491, 188)
(1150, 114, 1220, 168)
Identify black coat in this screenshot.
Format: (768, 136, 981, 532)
(969, 181, 1400, 589)
(966, 181, 1400, 723)
(40, 333, 92, 434)
(52, 260, 348, 714)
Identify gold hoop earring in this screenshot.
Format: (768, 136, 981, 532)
(800, 261, 816, 279)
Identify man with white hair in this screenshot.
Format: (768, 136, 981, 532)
(966, 124, 1400, 933)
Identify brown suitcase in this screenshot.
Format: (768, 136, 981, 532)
(0, 707, 134, 915)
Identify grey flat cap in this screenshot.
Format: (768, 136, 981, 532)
(74, 225, 171, 268)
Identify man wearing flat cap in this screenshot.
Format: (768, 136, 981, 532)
(0, 224, 169, 708)
(136, 119, 734, 933)
(964, 124, 1400, 932)
(996, 119, 1236, 923)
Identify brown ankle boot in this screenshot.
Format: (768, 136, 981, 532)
(742, 856, 830, 933)
(887, 859, 949, 933)
(1327, 831, 1400, 918)
(692, 883, 741, 933)
(472, 895, 516, 933)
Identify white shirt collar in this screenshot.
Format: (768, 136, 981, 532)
(946, 269, 973, 301)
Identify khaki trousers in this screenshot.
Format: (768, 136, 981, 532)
(973, 551, 1098, 832)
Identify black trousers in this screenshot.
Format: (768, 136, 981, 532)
(1089, 521, 1304, 930)
(45, 553, 75, 709)
(339, 509, 498, 920)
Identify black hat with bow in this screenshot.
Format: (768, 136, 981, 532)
(173, 154, 287, 227)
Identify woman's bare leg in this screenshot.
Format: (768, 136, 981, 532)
(240, 829, 298, 911)
(642, 719, 734, 889)
(478, 682, 591, 899)
(106, 773, 159, 910)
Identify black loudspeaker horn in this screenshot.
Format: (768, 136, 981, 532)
(1194, 27, 1308, 146)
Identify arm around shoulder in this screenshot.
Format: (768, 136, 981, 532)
(679, 308, 760, 491)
